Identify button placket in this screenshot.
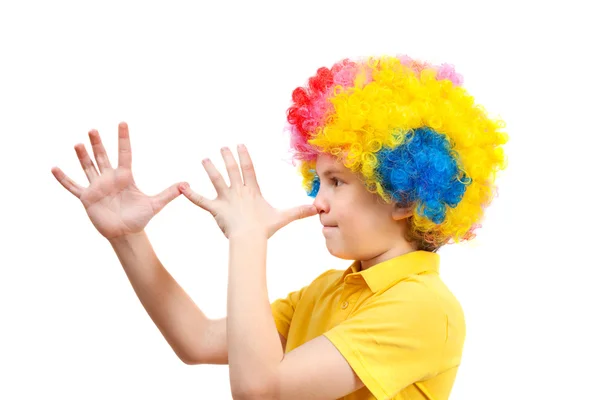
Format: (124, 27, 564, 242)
(340, 275, 362, 311)
(340, 289, 357, 310)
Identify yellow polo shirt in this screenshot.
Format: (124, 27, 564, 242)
(270, 250, 465, 400)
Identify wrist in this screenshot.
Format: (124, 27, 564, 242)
(228, 227, 268, 241)
(107, 230, 147, 248)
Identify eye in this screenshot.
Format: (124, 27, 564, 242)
(331, 177, 343, 187)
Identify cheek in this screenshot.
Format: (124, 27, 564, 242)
(340, 204, 387, 236)
(337, 206, 373, 235)
(334, 200, 354, 227)
(335, 193, 366, 227)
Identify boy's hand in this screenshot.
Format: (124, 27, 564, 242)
(51, 122, 183, 240)
(179, 145, 317, 239)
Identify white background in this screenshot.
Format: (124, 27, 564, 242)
(1, 1, 598, 399)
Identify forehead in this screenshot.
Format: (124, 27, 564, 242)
(315, 153, 348, 175)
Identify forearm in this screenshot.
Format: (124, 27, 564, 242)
(108, 230, 210, 364)
(227, 232, 282, 397)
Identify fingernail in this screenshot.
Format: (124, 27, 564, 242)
(179, 183, 189, 191)
(221, 147, 228, 152)
(238, 144, 246, 150)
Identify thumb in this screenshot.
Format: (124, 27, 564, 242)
(279, 204, 318, 227)
(177, 182, 216, 215)
(150, 182, 184, 214)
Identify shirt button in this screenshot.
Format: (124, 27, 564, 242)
(341, 301, 349, 309)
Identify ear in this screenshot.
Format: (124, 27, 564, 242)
(392, 203, 413, 221)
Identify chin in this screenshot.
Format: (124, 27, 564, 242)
(325, 242, 357, 260)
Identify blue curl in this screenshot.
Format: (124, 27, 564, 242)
(307, 172, 320, 198)
(375, 127, 471, 224)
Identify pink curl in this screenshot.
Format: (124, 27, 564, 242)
(331, 58, 373, 89)
(436, 63, 464, 86)
(398, 54, 463, 86)
(288, 125, 318, 162)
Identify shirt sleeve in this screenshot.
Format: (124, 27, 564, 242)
(323, 286, 447, 400)
(271, 269, 337, 339)
(270, 285, 308, 340)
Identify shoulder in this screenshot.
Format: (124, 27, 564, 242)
(378, 273, 467, 364)
(386, 268, 465, 320)
(355, 273, 465, 347)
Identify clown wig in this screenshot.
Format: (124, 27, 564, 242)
(285, 55, 508, 252)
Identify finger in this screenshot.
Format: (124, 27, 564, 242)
(150, 182, 184, 215)
(202, 158, 228, 196)
(280, 205, 318, 227)
(178, 182, 217, 215)
(237, 144, 260, 192)
(88, 129, 113, 172)
(74, 143, 100, 183)
(117, 122, 132, 170)
(51, 166, 84, 198)
(220, 147, 242, 187)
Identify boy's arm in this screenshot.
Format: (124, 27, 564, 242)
(196, 317, 287, 365)
(109, 230, 212, 364)
(108, 230, 286, 365)
(51, 124, 291, 365)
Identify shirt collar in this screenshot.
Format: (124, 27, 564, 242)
(342, 250, 440, 292)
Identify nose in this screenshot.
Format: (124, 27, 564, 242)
(313, 187, 330, 214)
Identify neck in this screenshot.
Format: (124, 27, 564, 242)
(359, 242, 418, 271)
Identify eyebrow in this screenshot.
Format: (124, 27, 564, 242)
(315, 168, 345, 178)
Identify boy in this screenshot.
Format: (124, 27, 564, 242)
(51, 54, 507, 399)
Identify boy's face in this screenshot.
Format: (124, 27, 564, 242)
(313, 154, 414, 267)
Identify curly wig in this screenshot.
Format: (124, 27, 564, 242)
(285, 54, 508, 252)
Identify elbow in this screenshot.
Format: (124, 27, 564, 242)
(176, 350, 203, 365)
(180, 353, 206, 365)
(231, 380, 278, 400)
(231, 388, 276, 400)
(181, 356, 200, 366)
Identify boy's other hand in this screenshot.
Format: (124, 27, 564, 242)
(51, 122, 184, 240)
(179, 144, 317, 239)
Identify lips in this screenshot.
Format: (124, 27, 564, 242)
(320, 220, 337, 227)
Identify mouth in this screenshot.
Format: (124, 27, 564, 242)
(322, 225, 338, 234)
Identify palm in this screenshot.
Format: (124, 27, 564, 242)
(52, 123, 182, 240)
(81, 168, 155, 238)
